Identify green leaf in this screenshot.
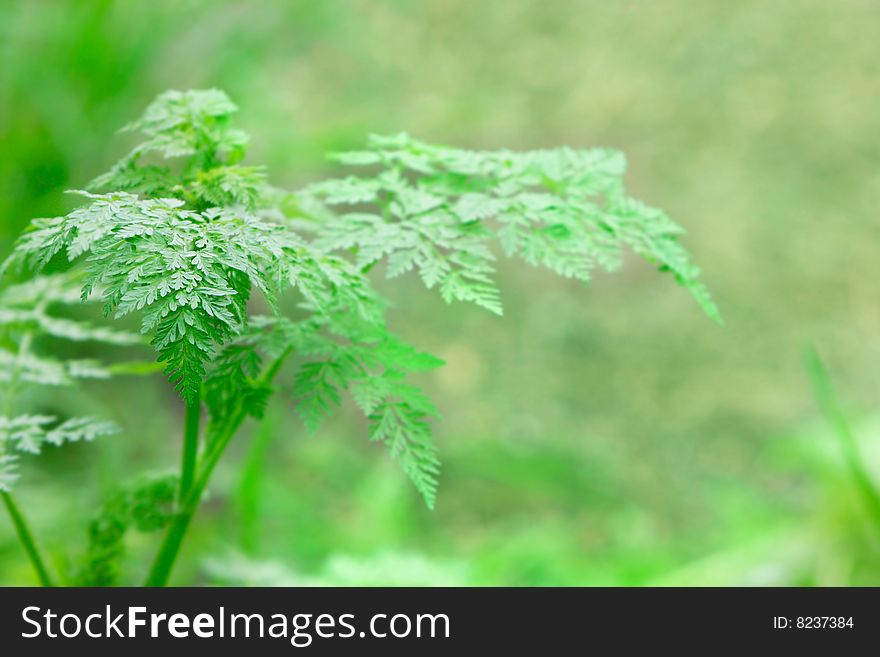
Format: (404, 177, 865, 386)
(301, 132, 718, 320)
(0, 415, 118, 491)
(77, 473, 178, 586)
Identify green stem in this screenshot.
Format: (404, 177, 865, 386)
(145, 349, 291, 587)
(179, 388, 201, 502)
(1, 491, 55, 586)
(237, 410, 280, 553)
(806, 348, 880, 534)
(146, 410, 244, 587)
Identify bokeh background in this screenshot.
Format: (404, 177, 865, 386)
(2, 0, 879, 585)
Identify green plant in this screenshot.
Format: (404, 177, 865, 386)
(0, 273, 143, 585)
(1, 89, 716, 586)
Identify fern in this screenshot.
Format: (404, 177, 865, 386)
(78, 473, 178, 586)
(0, 273, 140, 492)
(3, 89, 715, 586)
(5, 89, 716, 507)
(301, 133, 719, 320)
(0, 415, 115, 491)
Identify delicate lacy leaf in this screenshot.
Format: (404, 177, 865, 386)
(117, 88, 246, 165)
(7, 192, 305, 403)
(302, 133, 719, 321)
(89, 89, 262, 211)
(204, 342, 268, 423)
(0, 415, 118, 491)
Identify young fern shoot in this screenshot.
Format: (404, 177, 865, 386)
(4, 89, 716, 586)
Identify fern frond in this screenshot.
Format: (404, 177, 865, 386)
(301, 132, 719, 320)
(204, 342, 268, 423)
(124, 88, 246, 161)
(0, 274, 143, 347)
(78, 473, 178, 586)
(0, 271, 139, 493)
(247, 310, 444, 505)
(7, 192, 304, 403)
(0, 455, 18, 492)
(89, 89, 260, 211)
(0, 415, 118, 491)
(369, 394, 441, 509)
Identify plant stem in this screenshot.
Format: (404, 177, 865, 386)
(1, 491, 55, 587)
(237, 409, 280, 553)
(179, 388, 201, 503)
(145, 349, 291, 586)
(146, 410, 244, 587)
(806, 348, 880, 534)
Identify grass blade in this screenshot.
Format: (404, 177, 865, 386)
(805, 347, 880, 535)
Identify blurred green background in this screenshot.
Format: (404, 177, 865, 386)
(2, 0, 880, 586)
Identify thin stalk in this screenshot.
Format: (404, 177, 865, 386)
(237, 409, 280, 553)
(1, 491, 55, 586)
(145, 410, 245, 587)
(145, 349, 292, 586)
(805, 348, 880, 534)
(179, 388, 201, 502)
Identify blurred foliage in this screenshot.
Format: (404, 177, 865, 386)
(1, 0, 879, 585)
